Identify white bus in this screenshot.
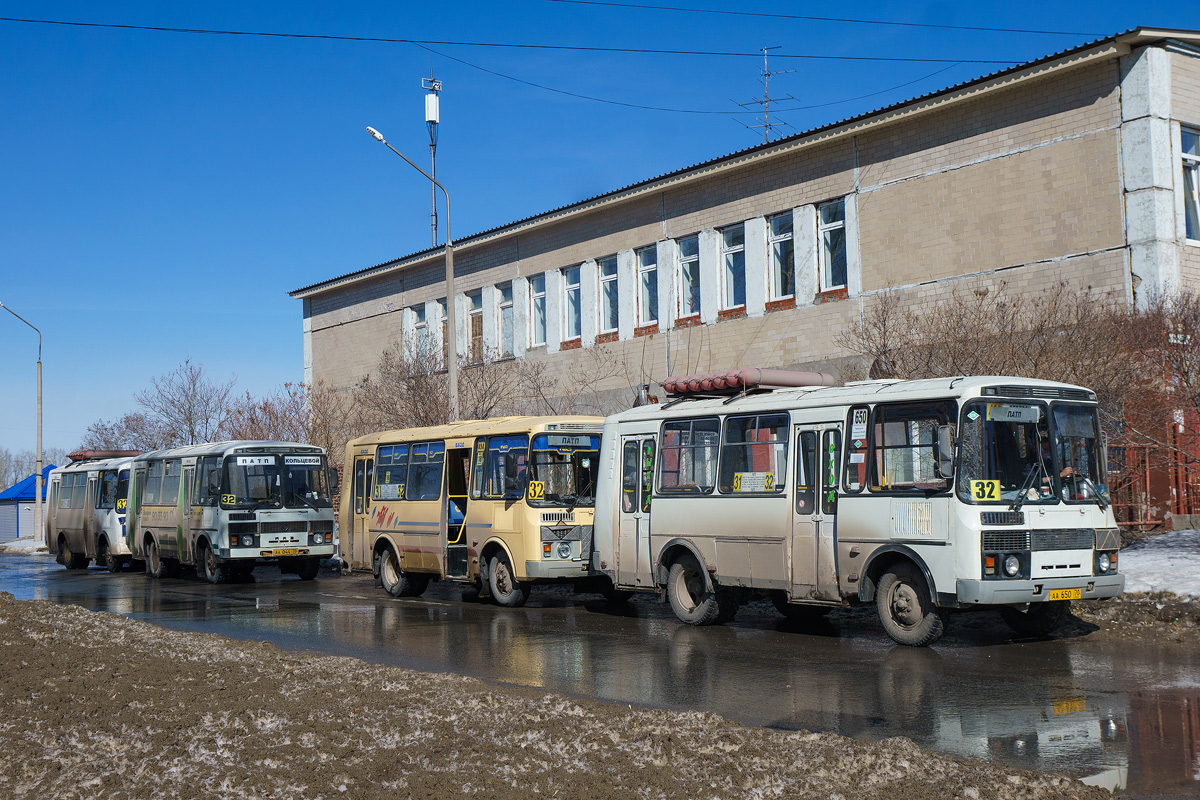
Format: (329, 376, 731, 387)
(128, 441, 338, 583)
(45, 452, 138, 572)
(592, 371, 1124, 646)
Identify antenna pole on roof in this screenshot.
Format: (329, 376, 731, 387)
(734, 46, 797, 144)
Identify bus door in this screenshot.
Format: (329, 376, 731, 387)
(180, 464, 195, 562)
(84, 474, 99, 557)
(350, 454, 374, 571)
(791, 424, 842, 602)
(616, 436, 655, 587)
(444, 441, 471, 578)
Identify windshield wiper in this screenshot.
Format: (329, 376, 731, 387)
(1008, 458, 1046, 513)
(1077, 476, 1110, 511)
(292, 493, 320, 511)
(247, 498, 281, 512)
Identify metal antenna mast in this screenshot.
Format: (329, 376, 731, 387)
(734, 46, 796, 143)
(423, 70, 442, 247)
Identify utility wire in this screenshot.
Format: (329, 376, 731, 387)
(546, 0, 1102, 37)
(0, 16, 1021, 64)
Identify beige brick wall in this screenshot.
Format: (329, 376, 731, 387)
(305, 58, 1133, 396)
(1172, 51, 1200, 126)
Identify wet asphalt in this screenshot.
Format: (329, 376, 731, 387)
(3, 553, 1198, 797)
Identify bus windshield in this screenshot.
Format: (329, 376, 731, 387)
(1052, 405, 1107, 503)
(529, 433, 601, 506)
(222, 455, 281, 509)
(957, 401, 1056, 504)
(283, 455, 332, 509)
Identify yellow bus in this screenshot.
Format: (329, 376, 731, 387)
(341, 416, 604, 606)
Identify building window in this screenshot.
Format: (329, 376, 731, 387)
(562, 266, 582, 339)
(818, 199, 847, 292)
(1184, 128, 1200, 242)
(599, 256, 618, 333)
(677, 235, 700, 318)
(768, 212, 795, 300)
(498, 283, 514, 358)
(438, 299, 448, 367)
(530, 274, 547, 346)
(721, 225, 745, 309)
(412, 305, 428, 356)
(467, 291, 483, 363)
(637, 246, 658, 325)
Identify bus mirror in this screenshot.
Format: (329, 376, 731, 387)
(936, 425, 955, 479)
(328, 468, 340, 494)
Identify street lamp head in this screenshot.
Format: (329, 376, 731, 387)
(366, 126, 385, 143)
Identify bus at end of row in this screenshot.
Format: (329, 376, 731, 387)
(341, 416, 607, 607)
(590, 372, 1124, 646)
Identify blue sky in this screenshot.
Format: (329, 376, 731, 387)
(0, 1, 1195, 455)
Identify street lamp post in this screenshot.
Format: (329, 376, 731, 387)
(365, 126, 458, 421)
(0, 301, 43, 544)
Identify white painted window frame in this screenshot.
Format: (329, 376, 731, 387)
(767, 212, 795, 301)
(1183, 127, 1200, 245)
(598, 255, 619, 334)
(636, 245, 658, 325)
(817, 198, 848, 293)
(562, 265, 582, 339)
(720, 224, 745, 310)
(529, 274, 547, 347)
(498, 283, 514, 358)
(677, 234, 700, 318)
(467, 290, 483, 364)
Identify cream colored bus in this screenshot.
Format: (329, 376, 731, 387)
(592, 371, 1124, 646)
(129, 441, 338, 583)
(342, 416, 604, 606)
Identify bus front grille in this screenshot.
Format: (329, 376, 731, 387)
(310, 521, 334, 533)
(1031, 529, 1094, 551)
(982, 530, 1031, 551)
(260, 521, 306, 534)
(541, 512, 575, 524)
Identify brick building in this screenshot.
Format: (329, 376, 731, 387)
(291, 28, 1200, 413)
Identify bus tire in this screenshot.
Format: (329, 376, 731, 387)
(199, 541, 229, 584)
(1000, 600, 1069, 637)
(667, 555, 735, 626)
(96, 539, 109, 569)
(296, 557, 321, 581)
(489, 552, 530, 608)
(876, 563, 946, 647)
(146, 538, 166, 579)
(379, 547, 426, 597)
(771, 591, 831, 624)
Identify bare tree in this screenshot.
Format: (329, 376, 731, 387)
(134, 360, 235, 446)
(223, 380, 356, 468)
(79, 412, 173, 452)
(0, 446, 70, 489)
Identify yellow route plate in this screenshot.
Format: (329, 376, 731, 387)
(1052, 697, 1087, 715)
(1048, 588, 1081, 601)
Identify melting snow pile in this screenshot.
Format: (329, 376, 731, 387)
(0, 536, 47, 555)
(1120, 530, 1200, 597)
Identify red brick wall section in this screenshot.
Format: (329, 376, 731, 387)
(717, 307, 747, 322)
(560, 338, 582, 351)
(634, 323, 660, 338)
(675, 314, 702, 329)
(765, 298, 796, 313)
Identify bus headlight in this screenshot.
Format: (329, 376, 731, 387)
(556, 541, 572, 559)
(1097, 552, 1111, 574)
(311, 533, 326, 545)
(1003, 555, 1021, 577)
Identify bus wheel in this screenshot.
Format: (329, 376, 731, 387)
(489, 553, 530, 608)
(296, 557, 321, 581)
(771, 591, 831, 624)
(146, 539, 165, 579)
(1000, 601, 1069, 637)
(667, 554, 737, 626)
(876, 563, 946, 647)
(96, 540, 109, 569)
(199, 542, 229, 584)
(379, 548, 425, 597)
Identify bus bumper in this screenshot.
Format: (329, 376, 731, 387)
(524, 560, 590, 580)
(956, 573, 1125, 605)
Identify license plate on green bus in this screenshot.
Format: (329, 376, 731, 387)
(1048, 588, 1081, 601)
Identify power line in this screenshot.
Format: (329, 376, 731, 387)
(0, 16, 1021, 64)
(546, 0, 1102, 37)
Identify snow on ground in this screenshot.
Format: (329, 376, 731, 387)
(1120, 530, 1200, 597)
(0, 536, 47, 555)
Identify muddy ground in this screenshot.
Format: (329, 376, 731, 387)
(0, 592, 1111, 800)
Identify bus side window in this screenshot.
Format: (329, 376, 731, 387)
(823, 430, 841, 515)
(621, 442, 638, 513)
(640, 440, 655, 512)
(796, 431, 818, 514)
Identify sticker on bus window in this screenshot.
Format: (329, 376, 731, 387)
(849, 453, 865, 464)
(528, 481, 545, 500)
(733, 472, 774, 492)
(970, 480, 1000, 501)
(116, 498, 127, 511)
(986, 404, 1040, 423)
(221, 494, 237, 505)
(236, 456, 275, 466)
(284, 456, 322, 466)
(379, 484, 401, 500)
